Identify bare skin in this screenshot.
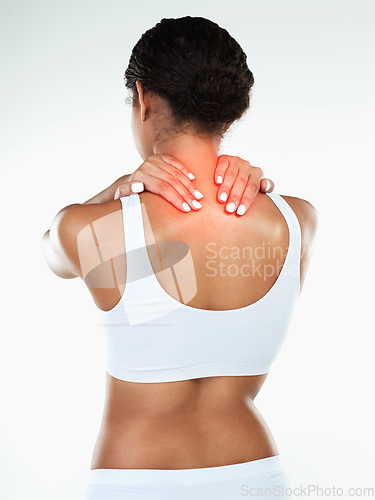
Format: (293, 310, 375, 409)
(83, 185, 317, 470)
(43, 83, 318, 471)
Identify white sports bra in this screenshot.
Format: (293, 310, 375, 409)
(97, 192, 301, 383)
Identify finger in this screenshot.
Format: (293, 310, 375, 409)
(144, 158, 204, 208)
(135, 155, 204, 211)
(144, 176, 201, 213)
(216, 161, 239, 205)
(221, 171, 249, 214)
(234, 181, 260, 216)
(155, 159, 204, 201)
(233, 167, 264, 214)
(260, 178, 275, 193)
(123, 156, 200, 212)
(119, 173, 196, 213)
(214, 155, 229, 184)
(114, 181, 144, 199)
(146, 172, 203, 211)
(160, 154, 196, 181)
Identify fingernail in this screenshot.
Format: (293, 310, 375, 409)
(265, 179, 271, 191)
(219, 192, 228, 202)
(226, 202, 236, 213)
(236, 204, 246, 216)
(182, 202, 191, 212)
(194, 189, 203, 199)
(216, 176, 223, 184)
(131, 182, 144, 193)
(188, 172, 195, 180)
(192, 200, 202, 209)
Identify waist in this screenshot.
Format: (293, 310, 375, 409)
(102, 400, 260, 431)
(91, 398, 278, 469)
(100, 372, 269, 430)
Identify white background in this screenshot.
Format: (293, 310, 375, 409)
(1, 0, 374, 498)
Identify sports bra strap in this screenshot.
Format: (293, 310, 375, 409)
(120, 194, 146, 252)
(120, 192, 302, 273)
(265, 192, 302, 264)
(119, 194, 156, 285)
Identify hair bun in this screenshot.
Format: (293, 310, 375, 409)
(185, 67, 247, 123)
(125, 16, 255, 136)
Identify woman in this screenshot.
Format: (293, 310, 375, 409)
(42, 16, 318, 500)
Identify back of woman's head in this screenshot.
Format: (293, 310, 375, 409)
(124, 16, 254, 138)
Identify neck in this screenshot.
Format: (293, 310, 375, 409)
(152, 133, 222, 185)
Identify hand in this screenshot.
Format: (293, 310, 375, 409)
(114, 153, 275, 215)
(114, 154, 204, 213)
(214, 155, 274, 215)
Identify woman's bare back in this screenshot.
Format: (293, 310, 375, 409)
(79, 189, 315, 470)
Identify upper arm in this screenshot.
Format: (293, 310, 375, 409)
(42, 200, 124, 283)
(42, 204, 88, 279)
(282, 196, 319, 291)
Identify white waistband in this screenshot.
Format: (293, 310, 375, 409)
(87, 455, 287, 486)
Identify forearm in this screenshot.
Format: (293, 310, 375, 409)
(83, 173, 133, 205)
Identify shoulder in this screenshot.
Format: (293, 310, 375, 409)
(278, 194, 319, 289)
(51, 200, 123, 255)
(45, 200, 123, 279)
(54, 199, 122, 227)
(259, 192, 318, 243)
(279, 194, 319, 242)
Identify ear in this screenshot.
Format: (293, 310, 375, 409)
(135, 80, 149, 122)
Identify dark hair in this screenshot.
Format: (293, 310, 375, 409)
(124, 16, 254, 137)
